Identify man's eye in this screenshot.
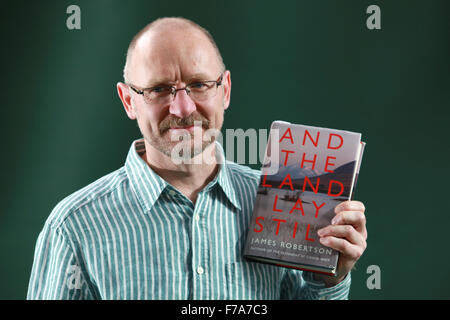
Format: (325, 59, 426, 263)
(190, 82, 206, 89)
(152, 86, 171, 93)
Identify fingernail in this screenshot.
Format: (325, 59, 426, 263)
(331, 218, 338, 225)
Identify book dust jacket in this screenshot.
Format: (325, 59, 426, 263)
(244, 121, 365, 276)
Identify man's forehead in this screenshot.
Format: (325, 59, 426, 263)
(130, 28, 221, 85)
(144, 72, 217, 85)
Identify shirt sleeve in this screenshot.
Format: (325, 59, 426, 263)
(280, 269, 351, 300)
(27, 223, 95, 300)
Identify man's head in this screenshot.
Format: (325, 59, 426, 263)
(117, 17, 231, 160)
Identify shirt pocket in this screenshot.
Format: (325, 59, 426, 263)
(225, 260, 283, 300)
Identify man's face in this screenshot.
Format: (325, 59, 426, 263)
(118, 27, 231, 160)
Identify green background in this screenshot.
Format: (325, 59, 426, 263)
(1, 0, 449, 299)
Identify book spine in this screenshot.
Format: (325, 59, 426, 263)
(349, 142, 366, 200)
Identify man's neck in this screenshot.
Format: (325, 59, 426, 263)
(141, 141, 219, 204)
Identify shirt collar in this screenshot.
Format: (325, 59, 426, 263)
(124, 138, 241, 213)
(203, 140, 242, 210)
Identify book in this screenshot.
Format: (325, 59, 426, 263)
(243, 121, 366, 276)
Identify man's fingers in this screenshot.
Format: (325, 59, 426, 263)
(335, 200, 365, 214)
(318, 225, 366, 248)
(332, 211, 367, 239)
(319, 236, 365, 260)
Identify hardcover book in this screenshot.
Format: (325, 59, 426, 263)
(243, 121, 366, 276)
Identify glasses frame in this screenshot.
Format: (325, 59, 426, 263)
(127, 73, 224, 104)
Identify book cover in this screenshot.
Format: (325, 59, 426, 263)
(243, 121, 366, 276)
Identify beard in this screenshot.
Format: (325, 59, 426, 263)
(144, 111, 219, 160)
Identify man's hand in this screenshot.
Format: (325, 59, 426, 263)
(314, 200, 367, 287)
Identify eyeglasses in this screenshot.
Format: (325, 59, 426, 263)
(127, 73, 224, 105)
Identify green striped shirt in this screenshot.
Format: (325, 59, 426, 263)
(27, 138, 351, 300)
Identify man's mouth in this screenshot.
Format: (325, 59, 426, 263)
(170, 125, 194, 130)
(160, 117, 210, 135)
(169, 125, 196, 132)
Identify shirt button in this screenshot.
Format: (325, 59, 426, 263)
(168, 190, 176, 196)
(194, 214, 200, 221)
(197, 266, 204, 275)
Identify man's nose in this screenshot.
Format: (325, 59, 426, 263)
(169, 89, 196, 118)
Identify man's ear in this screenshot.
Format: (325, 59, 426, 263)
(117, 82, 137, 120)
(222, 70, 231, 110)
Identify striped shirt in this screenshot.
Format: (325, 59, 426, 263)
(27, 138, 351, 300)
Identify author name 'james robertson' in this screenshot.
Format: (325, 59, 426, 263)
(250, 237, 333, 255)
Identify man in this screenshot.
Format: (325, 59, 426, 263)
(27, 17, 367, 300)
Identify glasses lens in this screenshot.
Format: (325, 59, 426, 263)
(144, 86, 173, 104)
(189, 82, 217, 101)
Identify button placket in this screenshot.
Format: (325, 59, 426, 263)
(191, 192, 209, 299)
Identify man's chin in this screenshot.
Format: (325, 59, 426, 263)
(149, 138, 212, 161)
(170, 140, 212, 160)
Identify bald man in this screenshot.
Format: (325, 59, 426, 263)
(27, 17, 367, 300)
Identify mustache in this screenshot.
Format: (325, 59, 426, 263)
(159, 113, 210, 133)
